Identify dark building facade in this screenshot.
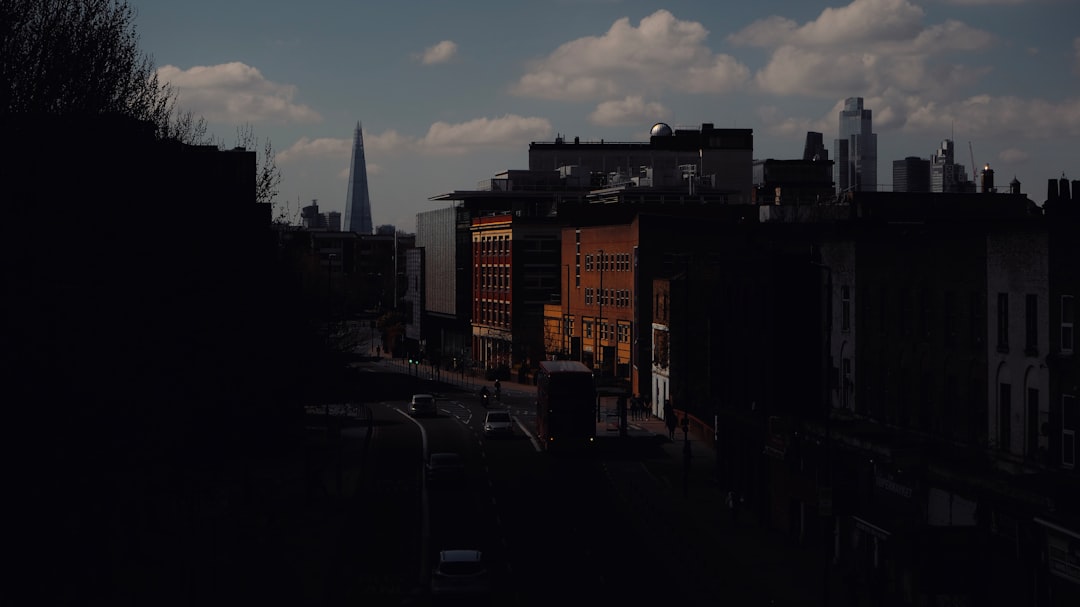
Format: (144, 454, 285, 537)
(893, 156, 931, 192)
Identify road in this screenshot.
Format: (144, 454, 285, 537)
(343, 363, 704, 606)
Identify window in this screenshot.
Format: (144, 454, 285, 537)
(1062, 295, 1075, 354)
(841, 285, 851, 332)
(1063, 394, 1076, 468)
(999, 383, 1011, 451)
(1025, 294, 1038, 355)
(1027, 388, 1039, 460)
(997, 293, 1009, 352)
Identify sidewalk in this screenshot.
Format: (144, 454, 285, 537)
(614, 412, 852, 606)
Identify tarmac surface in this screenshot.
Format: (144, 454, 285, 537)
(386, 358, 853, 606)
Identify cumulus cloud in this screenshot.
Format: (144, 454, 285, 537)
(510, 9, 749, 101)
(903, 95, 1080, 140)
(157, 62, 321, 124)
(281, 115, 552, 163)
(730, 0, 996, 99)
(589, 96, 668, 126)
(419, 115, 553, 153)
(416, 40, 458, 65)
(277, 137, 349, 164)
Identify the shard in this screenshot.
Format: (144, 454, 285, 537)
(344, 121, 373, 235)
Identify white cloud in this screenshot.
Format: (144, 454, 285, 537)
(902, 95, 1080, 140)
(420, 115, 553, 153)
(511, 9, 749, 101)
(733, 0, 996, 99)
(730, 0, 924, 48)
(589, 96, 668, 126)
(283, 115, 553, 164)
(417, 40, 458, 65)
(277, 137, 349, 164)
(157, 62, 321, 124)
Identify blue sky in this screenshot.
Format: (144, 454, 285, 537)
(134, 0, 1080, 232)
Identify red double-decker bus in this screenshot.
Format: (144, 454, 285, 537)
(536, 360, 596, 451)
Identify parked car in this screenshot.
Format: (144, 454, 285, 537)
(426, 452, 465, 485)
(410, 393, 437, 417)
(430, 549, 490, 598)
(482, 411, 514, 438)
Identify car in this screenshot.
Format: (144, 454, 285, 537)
(426, 452, 465, 485)
(410, 393, 437, 417)
(482, 411, 514, 437)
(430, 549, 490, 598)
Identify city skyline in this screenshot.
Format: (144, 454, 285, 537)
(135, 0, 1080, 232)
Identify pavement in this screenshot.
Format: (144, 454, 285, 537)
(383, 358, 854, 606)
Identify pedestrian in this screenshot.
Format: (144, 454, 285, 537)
(664, 402, 676, 441)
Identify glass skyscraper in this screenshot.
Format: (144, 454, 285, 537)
(344, 121, 374, 235)
(833, 97, 877, 193)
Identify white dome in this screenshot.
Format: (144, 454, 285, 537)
(650, 122, 673, 137)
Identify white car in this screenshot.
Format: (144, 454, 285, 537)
(409, 393, 437, 417)
(482, 411, 514, 437)
(430, 549, 490, 597)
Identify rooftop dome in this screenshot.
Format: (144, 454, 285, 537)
(650, 122, 673, 137)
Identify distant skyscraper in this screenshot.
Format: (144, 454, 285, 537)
(833, 97, 877, 193)
(344, 121, 373, 235)
(893, 156, 930, 193)
(930, 139, 970, 193)
(803, 131, 828, 162)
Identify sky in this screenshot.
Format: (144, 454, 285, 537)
(133, 0, 1080, 233)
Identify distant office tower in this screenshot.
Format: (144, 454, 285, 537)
(893, 156, 930, 193)
(324, 211, 342, 232)
(803, 132, 828, 162)
(930, 139, 969, 193)
(833, 97, 877, 193)
(301, 200, 324, 229)
(344, 121, 374, 235)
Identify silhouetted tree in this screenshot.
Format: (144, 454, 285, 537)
(235, 123, 283, 205)
(1, 0, 193, 137)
